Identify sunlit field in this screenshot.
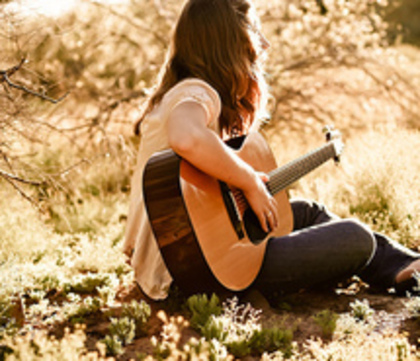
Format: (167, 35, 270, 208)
(1, 0, 420, 359)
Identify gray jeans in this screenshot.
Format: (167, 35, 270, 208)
(254, 199, 420, 295)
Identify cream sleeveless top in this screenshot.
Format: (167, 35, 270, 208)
(123, 78, 222, 300)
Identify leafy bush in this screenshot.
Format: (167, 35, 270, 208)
(197, 297, 293, 358)
(186, 293, 222, 331)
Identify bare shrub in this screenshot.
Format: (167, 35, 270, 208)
(259, 0, 420, 132)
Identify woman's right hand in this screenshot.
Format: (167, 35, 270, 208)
(168, 101, 278, 233)
(242, 171, 278, 233)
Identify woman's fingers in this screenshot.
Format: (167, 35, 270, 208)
(269, 197, 279, 229)
(255, 197, 278, 233)
(244, 171, 279, 233)
(257, 211, 269, 233)
(265, 200, 278, 232)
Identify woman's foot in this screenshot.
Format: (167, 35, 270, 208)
(395, 259, 420, 283)
(394, 259, 420, 296)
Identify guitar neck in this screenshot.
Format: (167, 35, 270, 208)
(267, 142, 337, 195)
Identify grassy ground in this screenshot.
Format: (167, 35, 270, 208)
(1, 1, 420, 359)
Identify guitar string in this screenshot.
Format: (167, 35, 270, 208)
(269, 146, 332, 188)
(268, 144, 335, 194)
(268, 144, 330, 181)
(272, 152, 327, 188)
(230, 143, 336, 211)
(269, 153, 332, 194)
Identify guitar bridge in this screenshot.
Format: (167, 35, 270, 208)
(219, 182, 245, 240)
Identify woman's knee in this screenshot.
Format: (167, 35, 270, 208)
(339, 219, 376, 264)
(291, 198, 337, 229)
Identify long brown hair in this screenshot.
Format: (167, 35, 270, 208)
(135, 0, 268, 137)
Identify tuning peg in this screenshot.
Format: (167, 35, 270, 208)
(322, 125, 343, 163)
(323, 125, 333, 141)
(323, 125, 341, 142)
(322, 125, 334, 133)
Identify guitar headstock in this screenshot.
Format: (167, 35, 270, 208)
(323, 125, 344, 163)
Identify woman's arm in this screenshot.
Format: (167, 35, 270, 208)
(167, 101, 278, 232)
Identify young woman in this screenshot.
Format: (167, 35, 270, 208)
(123, 0, 420, 301)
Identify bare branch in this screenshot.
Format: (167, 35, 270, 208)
(89, 0, 168, 47)
(0, 58, 69, 104)
(2, 58, 26, 78)
(0, 168, 44, 186)
(0, 171, 41, 209)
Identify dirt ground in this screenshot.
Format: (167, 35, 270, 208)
(100, 280, 419, 360)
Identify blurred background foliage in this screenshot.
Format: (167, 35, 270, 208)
(386, 0, 420, 45)
(0, 0, 418, 236)
(0, 0, 419, 234)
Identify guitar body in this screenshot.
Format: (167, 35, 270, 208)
(143, 132, 293, 294)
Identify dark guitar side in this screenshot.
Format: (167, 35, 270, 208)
(143, 132, 293, 294)
(143, 148, 223, 295)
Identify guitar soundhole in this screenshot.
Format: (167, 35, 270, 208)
(219, 182, 245, 239)
(243, 208, 269, 245)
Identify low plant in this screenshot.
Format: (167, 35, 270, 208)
(313, 309, 338, 339)
(0, 295, 24, 340)
(198, 297, 293, 358)
(64, 295, 103, 324)
(249, 327, 294, 357)
(108, 317, 136, 346)
(121, 299, 152, 337)
(99, 312, 144, 357)
(63, 273, 112, 295)
(186, 293, 222, 331)
(100, 334, 125, 357)
(349, 299, 374, 322)
(404, 296, 420, 319)
(1, 326, 107, 361)
(0, 305, 18, 341)
(35, 274, 62, 293)
(151, 311, 189, 360)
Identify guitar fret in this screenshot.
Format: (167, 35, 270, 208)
(268, 143, 335, 195)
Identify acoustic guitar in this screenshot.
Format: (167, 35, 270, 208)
(143, 129, 343, 295)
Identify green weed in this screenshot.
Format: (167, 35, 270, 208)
(186, 293, 222, 331)
(313, 309, 338, 339)
(196, 297, 294, 358)
(64, 296, 103, 325)
(350, 299, 374, 322)
(249, 327, 294, 357)
(63, 273, 112, 295)
(404, 295, 420, 319)
(121, 300, 151, 338)
(100, 334, 124, 357)
(108, 317, 136, 346)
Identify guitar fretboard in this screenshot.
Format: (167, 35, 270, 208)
(267, 142, 336, 195)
